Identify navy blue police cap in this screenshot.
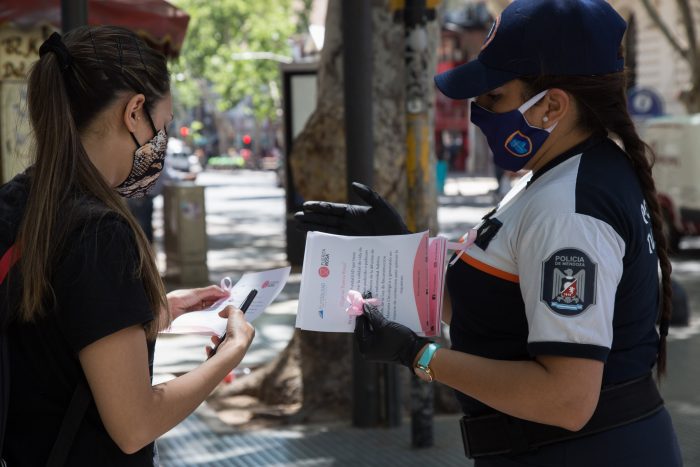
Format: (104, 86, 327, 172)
(435, 0, 627, 100)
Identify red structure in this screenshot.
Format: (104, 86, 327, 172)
(0, 0, 189, 57)
(435, 29, 469, 171)
(435, 4, 491, 172)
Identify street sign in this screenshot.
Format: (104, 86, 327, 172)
(628, 87, 664, 118)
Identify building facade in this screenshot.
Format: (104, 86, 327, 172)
(487, 0, 695, 117)
(611, 0, 695, 117)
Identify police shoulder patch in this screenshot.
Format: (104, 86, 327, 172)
(540, 248, 596, 316)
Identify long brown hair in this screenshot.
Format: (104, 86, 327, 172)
(21, 26, 169, 339)
(521, 72, 672, 379)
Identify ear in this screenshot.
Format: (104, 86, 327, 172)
(122, 94, 146, 133)
(541, 88, 570, 127)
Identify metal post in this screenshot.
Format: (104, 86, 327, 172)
(61, 0, 88, 33)
(404, 0, 435, 448)
(384, 365, 402, 427)
(342, 0, 383, 428)
(343, 0, 374, 192)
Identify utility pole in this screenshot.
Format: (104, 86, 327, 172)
(343, 0, 382, 429)
(61, 0, 88, 33)
(395, 0, 440, 448)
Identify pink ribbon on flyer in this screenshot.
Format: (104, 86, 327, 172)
(345, 290, 382, 316)
(448, 229, 477, 251)
(448, 229, 478, 266)
(220, 277, 233, 292)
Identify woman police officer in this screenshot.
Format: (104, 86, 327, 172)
(296, 0, 682, 465)
(0, 27, 254, 465)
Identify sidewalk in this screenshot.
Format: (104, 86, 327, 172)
(159, 410, 468, 467)
(154, 170, 700, 466)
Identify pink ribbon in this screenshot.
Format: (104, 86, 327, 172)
(446, 230, 477, 253)
(345, 290, 382, 316)
(220, 277, 233, 292)
(448, 229, 478, 266)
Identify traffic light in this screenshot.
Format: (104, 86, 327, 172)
(179, 126, 190, 137)
(242, 134, 252, 148)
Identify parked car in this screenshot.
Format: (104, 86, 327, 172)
(644, 115, 700, 251)
(167, 137, 202, 174)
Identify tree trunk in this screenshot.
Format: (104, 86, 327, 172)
(290, 0, 408, 207)
(212, 1, 406, 422)
(285, 0, 408, 420)
(213, 0, 444, 424)
(682, 63, 700, 113)
(639, 0, 700, 114)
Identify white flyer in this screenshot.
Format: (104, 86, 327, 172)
(163, 266, 291, 336)
(296, 231, 445, 337)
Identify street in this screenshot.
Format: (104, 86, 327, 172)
(155, 169, 700, 466)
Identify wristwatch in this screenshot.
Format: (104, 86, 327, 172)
(414, 343, 442, 382)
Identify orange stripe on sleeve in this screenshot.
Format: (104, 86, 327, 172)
(460, 253, 520, 283)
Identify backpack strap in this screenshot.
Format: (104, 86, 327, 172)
(45, 379, 91, 467)
(0, 244, 16, 460)
(0, 338, 9, 462)
(0, 244, 20, 286)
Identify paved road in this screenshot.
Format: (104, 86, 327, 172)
(154, 169, 700, 466)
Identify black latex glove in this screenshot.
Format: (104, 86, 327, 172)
(354, 301, 429, 369)
(295, 182, 409, 236)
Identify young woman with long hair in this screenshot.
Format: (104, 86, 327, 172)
(0, 26, 254, 466)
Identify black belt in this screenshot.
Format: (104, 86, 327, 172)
(459, 373, 663, 459)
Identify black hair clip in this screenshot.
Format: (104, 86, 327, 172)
(88, 28, 104, 67)
(88, 28, 110, 82)
(116, 37, 124, 73)
(131, 34, 150, 77)
(39, 32, 72, 72)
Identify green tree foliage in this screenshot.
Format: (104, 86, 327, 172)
(170, 0, 301, 119)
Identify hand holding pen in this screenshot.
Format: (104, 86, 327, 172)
(207, 289, 257, 360)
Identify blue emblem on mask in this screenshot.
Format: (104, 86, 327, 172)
(505, 131, 533, 157)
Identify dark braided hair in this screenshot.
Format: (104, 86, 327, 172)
(521, 71, 672, 380)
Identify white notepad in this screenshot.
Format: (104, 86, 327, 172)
(163, 266, 291, 336)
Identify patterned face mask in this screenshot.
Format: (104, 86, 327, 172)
(115, 112, 167, 198)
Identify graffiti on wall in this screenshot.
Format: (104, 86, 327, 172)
(1, 80, 31, 182)
(0, 25, 52, 80)
(0, 26, 52, 181)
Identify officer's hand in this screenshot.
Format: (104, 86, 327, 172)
(295, 182, 409, 236)
(354, 302, 429, 369)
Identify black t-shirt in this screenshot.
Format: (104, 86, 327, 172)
(447, 136, 659, 416)
(3, 213, 156, 466)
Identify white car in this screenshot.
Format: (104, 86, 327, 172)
(167, 138, 202, 174)
(644, 115, 700, 251)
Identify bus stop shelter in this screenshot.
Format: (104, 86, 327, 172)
(1, 0, 189, 57)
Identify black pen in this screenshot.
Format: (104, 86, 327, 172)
(208, 289, 257, 358)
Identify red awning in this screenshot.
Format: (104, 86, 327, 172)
(0, 0, 189, 57)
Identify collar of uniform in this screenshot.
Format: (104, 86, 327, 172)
(527, 133, 607, 188)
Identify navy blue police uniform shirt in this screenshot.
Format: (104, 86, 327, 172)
(2, 182, 156, 467)
(447, 135, 660, 416)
